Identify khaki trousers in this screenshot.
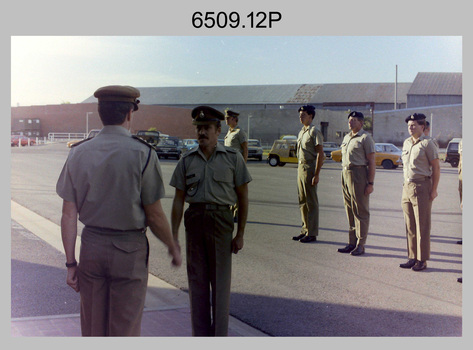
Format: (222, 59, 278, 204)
(184, 205, 234, 336)
(401, 179, 432, 261)
(341, 167, 370, 247)
(297, 162, 319, 237)
(78, 227, 149, 336)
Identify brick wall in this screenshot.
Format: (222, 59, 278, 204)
(11, 104, 198, 139)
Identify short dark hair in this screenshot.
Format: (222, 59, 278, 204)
(97, 101, 134, 125)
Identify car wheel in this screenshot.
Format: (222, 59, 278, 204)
(382, 159, 394, 169)
(450, 158, 459, 167)
(268, 156, 279, 167)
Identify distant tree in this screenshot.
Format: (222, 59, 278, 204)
(363, 117, 373, 132)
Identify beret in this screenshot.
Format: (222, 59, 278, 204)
(298, 105, 316, 114)
(94, 85, 141, 111)
(348, 111, 364, 119)
(405, 113, 427, 123)
(192, 106, 225, 125)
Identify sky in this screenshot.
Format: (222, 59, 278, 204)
(10, 36, 462, 107)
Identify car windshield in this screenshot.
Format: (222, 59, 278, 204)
(324, 143, 338, 148)
(159, 138, 178, 146)
(447, 143, 459, 152)
(248, 140, 261, 147)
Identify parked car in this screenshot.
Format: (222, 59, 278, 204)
(247, 139, 263, 161)
(136, 130, 160, 147)
(156, 136, 181, 159)
(281, 135, 297, 141)
(323, 142, 340, 159)
(11, 135, 36, 147)
(445, 138, 461, 167)
(331, 143, 402, 169)
(182, 139, 199, 153)
(67, 129, 101, 148)
(267, 139, 298, 167)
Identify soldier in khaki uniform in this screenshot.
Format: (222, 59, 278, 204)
(170, 106, 252, 336)
(400, 113, 440, 271)
(337, 111, 376, 256)
(57, 85, 181, 336)
(224, 109, 248, 161)
(292, 105, 324, 243)
(224, 109, 248, 222)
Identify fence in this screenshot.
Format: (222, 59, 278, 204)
(48, 132, 86, 142)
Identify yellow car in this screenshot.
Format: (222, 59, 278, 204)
(267, 140, 298, 167)
(331, 143, 402, 169)
(67, 129, 101, 147)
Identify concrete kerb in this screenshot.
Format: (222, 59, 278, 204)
(10, 200, 267, 337)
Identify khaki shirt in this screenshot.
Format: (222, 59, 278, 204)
(224, 126, 248, 154)
(341, 129, 376, 167)
(402, 135, 439, 181)
(170, 143, 252, 205)
(297, 125, 324, 162)
(56, 126, 165, 230)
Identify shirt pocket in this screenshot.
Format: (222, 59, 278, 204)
(401, 149, 409, 164)
(186, 173, 201, 197)
(213, 169, 233, 183)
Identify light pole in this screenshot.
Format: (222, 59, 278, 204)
(247, 114, 252, 139)
(86, 112, 92, 134)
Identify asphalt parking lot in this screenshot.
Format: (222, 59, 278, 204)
(10, 142, 465, 338)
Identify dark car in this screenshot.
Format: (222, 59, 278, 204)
(445, 138, 461, 167)
(182, 139, 198, 154)
(136, 130, 160, 147)
(156, 136, 181, 159)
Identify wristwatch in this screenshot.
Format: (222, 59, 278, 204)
(368, 181, 374, 185)
(65, 261, 77, 268)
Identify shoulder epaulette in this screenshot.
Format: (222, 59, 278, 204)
(71, 137, 93, 148)
(132, 135, 157, 151)
(223, 146, 237, 153)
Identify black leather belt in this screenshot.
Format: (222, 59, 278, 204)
(189, 203, 230, 211)
(85, 225, 147, 234)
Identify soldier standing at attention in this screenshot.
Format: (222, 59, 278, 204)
(292, 105, 324, 243)
(337, 111, 376, 256)
(56, 85, 181, 336)
(224, 109, 249, 221)
(170, 106, 252, 336)
(224, 109, 248, 162)
(399, 113, 440, 271)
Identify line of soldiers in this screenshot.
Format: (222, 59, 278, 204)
(56, 86, 455, 337)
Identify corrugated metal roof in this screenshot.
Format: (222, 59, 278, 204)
(81, 73, 461, 105)
(82, 84, 307, 105)
(408, 72, 462, 95)
(309, 83, 412, 104)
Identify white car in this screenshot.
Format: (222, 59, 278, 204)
(247, 139, 263, 161)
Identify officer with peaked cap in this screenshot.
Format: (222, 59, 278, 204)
(224, 109, 248, 161)
(337, 111, 376, 256)
(57, 85, 181, 336)
(224, 108, 249, 222)
(400, 113, 440, 271)
(170, 105, 252, 336)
